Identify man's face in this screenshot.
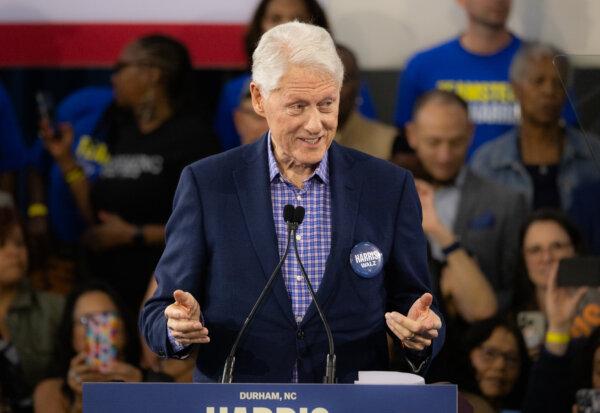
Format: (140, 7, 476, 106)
(406, 101, 473, 183)
(459, 0, 511, 30)
(513, 56, 566, 126)
(251, 65, 339, 169)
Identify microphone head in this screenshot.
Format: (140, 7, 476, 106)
(293, 206, 305, 225)
(283, 204, 295, 223)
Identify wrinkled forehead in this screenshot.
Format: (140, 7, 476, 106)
(272, 65, 341, 95)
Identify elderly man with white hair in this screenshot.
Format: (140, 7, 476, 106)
(141, 21, 444, 383)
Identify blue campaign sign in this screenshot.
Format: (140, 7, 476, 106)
(83, 382, 457, 413)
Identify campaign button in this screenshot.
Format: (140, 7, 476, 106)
(350, 242, 383, 278)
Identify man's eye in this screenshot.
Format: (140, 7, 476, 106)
(287, 104, 304, 114)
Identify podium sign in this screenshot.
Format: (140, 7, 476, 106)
(84, 382, 457, 413)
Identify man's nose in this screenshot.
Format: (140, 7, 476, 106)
(304, 107, 323, 135)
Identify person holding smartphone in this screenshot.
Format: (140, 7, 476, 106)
(521, 255, 589, 413)
(513, 209, 598, 357)
(33, 281, 171, 413)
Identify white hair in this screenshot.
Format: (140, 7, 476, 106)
(251, 21, 344, 97)
(509, 41, 571, 86)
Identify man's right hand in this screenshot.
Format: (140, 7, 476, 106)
(164, 290, 210, 346)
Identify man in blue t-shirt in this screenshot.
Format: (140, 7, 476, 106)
(394, 0, 521, 158)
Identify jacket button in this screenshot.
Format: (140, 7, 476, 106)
(297, 330, 305, 339)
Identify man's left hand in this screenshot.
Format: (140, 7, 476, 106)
(385, 293, 442, 351)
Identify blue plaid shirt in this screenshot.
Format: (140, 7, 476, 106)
(268, 133, 332, 382)
(267, 133, 332, 323)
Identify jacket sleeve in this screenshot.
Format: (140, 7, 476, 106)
(386, 170, 445, 365)
(139, 165, 207, 358)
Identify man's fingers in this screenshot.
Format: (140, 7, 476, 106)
(167, 318, 205, 334)
(170, 328, 209, 341)
(385, 313, 417, 339)
(386, 312, 421, 332)
(387, 311, 441, 335)
(164, 304, 190, 320)
(176, 336, 210, 346)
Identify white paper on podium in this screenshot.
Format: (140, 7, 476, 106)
(355, 371, 425, 385)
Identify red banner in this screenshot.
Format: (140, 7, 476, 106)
(0, 23, 247, 68)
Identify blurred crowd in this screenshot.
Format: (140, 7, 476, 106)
(0, 0, 599, 412)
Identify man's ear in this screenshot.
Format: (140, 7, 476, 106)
(250, 82, 267, 118)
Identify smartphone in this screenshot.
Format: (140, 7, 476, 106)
(557, 256, 600, 287)
(517, 311, 546, 350)
(83, 312, 119, 369)
(576, 389, 600, 412)
(35, 91, 54, 123)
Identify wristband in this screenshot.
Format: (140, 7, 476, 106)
(27, 203, 48, 218)
(65, 168, 85, 184)
(442, 240, 461, 257)
(545, 331, 570, 344)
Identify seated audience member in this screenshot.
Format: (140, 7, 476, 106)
(458, 317, 530, 413)
(0, 206, 64, 411)
(233, 84, 268, 145)
(471, 42, 600, 211)
(215, 0, 377, 150)
(334, 44, 398, 160)
(33, 281, 171, 413)
(405, 89, 527, 312)
(514, 209, 598, 356)
(37, 35, 219, 313)
(521, 261, 589, 413)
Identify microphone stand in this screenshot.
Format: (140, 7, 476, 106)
(291, 208, 337, 383)
(221, 206, 295, 383)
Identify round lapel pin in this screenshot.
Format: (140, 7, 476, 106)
(350, 242, 383, 278)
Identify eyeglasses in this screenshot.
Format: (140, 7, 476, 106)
(477, 346, 520, 369)
(524, 241, 573, 259)
(74, 311, 120, 326)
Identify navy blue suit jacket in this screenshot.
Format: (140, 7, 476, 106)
(140, 135, 444, 383)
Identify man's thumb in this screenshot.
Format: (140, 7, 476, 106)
(173, 290, 196, 310)
(418, 293, 433, 312)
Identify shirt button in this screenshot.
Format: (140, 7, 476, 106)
(295, 316, 303, 323)
(296, 195, 302, 201)
(296, 234, 302, 241)
(296, 275, 303, 282)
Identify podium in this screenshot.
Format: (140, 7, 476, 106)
(83, 382, 458, 412)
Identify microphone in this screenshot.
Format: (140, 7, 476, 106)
(290, 206, 337, 383)
(220, 204, 296, 383)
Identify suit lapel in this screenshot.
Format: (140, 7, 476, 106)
(233, 135, 296, 325)
(303, 142, 363, 324)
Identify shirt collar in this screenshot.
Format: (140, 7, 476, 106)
(454, 166, 468, 188)
(267, 131, 330, 185)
